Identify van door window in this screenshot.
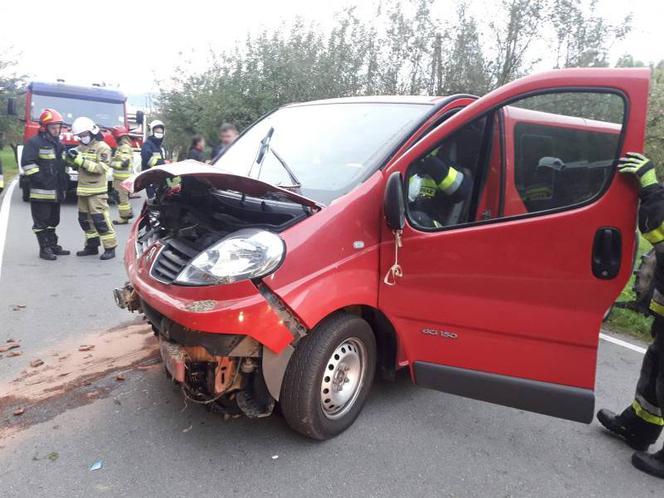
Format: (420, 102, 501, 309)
(405, 114, 502, 229)
(405, 91, 625, 231)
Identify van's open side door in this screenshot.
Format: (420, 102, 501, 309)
(379, 68, 651, 423)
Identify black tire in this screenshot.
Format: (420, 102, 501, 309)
(280, 312, 376, 440)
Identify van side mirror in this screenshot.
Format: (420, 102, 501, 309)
(7, 97, 17, 116)
(384, 171, 405, 231)
(135, 110, 144, 125)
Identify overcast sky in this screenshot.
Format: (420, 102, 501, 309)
(1, 0, 662, 96)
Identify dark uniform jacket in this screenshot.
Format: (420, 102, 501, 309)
(187, 147, 206, 162)
(21, 132, 67, 202)
(141, 136, 166, 172)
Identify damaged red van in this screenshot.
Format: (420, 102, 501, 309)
(115, 68, 650, 439)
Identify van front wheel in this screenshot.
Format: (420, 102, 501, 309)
(280, 312, 376, 440)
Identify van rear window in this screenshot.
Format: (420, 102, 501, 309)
(513, 123, 619, 213)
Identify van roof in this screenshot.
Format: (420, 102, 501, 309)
(28, 81, 126, 104)
(287, 95, 447, 107)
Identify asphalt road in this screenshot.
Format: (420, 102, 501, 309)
(0, 181, 662, 497)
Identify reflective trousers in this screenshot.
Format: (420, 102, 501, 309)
(623, 317, 664, 442)
(31, 200, 61, 249)
(77, 194, 117, 250)
(113, 179, 133, 220)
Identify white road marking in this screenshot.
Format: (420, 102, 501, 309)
(0, 178, 18, 282)
(600, 332, 647, 355)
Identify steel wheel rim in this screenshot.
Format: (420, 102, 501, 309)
(320, 337, 367, 420)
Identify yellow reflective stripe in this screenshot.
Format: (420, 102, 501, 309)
(640, 169, 658, 188)
(439, 167, 458, 192)
(100, 233, 116, 241)
(632, 400, 664, 426)
(30, 193, 56, 200)
(77, 189, 108, 195)
(85, 231, 99, 239)
(113, 172, 132, 180)
(649, 299, 664, 317)
(643, 224, 664, 245)
(38, 153, 56, 159)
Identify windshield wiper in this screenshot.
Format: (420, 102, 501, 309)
(248, 127, 301, 190)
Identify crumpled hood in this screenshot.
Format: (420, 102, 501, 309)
(128, 159, 323, 210)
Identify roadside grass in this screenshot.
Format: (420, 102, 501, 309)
(605, 235, 653, 338)
(0, 146, 18, 184)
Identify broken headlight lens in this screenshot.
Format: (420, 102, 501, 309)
(175, 228, 285, 286)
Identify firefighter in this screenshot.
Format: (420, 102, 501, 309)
(597, 152, 664, 479)
(141, 120, 166, 199)
(110, 126, 134, 224)
(66, 117, 117, 260)
(407, 153, 472, 228)
(21, 108, 69, 260)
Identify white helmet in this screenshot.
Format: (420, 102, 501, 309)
(71, 116, 100, 137)
(149, 119, 165, 136)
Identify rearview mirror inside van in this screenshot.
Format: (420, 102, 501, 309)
(384, 171, 405, 231)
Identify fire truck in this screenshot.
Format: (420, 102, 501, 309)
(7, 80, 145, 201)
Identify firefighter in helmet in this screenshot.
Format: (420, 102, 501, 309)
(65, 117, 117, 260)
(20, 108, 69, 260)
(407, 152, 472, 228)
(141, 119, 166, 199)
(598, 152, 664, 479)
(110, 126, 134, 224)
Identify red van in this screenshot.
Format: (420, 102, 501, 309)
(115, 68, 650, 439)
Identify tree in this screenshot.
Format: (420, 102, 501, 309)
(490, 0, 546, 87)
(551, 0, 632, 68)
(441, 2, 491, 95)
(0, 48, 24, 150)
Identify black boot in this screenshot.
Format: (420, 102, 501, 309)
(52, 245, 71, 256)
(597, 409, 659, 451)
(632, 448, 664, 479)
(39, 246, 57, 261)
(77, 245, 99, 256)
(100, 247, 116, 260)
(112, 218, 129, 225)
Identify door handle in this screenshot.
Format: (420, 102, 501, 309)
(592, 227, 621, 279)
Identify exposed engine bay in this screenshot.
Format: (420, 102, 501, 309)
(120, 176, 314, 418)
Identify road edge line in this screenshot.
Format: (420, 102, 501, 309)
(0, 178, 18, 282)
(599, 332, 647, 355)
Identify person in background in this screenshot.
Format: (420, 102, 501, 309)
(211, 123, 239, 162)
(141, 119, 167, 199)
(0, 156, 4, 195)
(66, 117, 117, 260)
(187, 135, 206, 162)
(110, 126, 135, 225)
(21, 109, 69, 260)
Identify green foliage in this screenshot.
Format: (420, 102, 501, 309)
(0, 49, 25, 149)
(157, 0, 638, 157)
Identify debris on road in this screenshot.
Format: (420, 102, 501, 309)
(115, 374, 125, 382)
(89, 460, 103, 471)
(30, 359, 44, 368)
(13, 408, 25, 416)
(8, 351, 22, 357)
(0, 342, 20, 353)
(78, 344, 95, 352)
(47, 452, 59, 462)
(271, 455, 279, 460)
(11, 304, 27, 311)
(182, 424, 193, 433)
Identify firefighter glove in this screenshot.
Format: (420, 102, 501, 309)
(618, 152, 658, 189)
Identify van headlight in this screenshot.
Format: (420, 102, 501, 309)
(175, 228, 285, 286)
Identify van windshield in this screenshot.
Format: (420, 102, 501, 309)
(213, 102, 431, 204)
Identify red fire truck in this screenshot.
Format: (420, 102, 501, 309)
(7, 80, 144, 201)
